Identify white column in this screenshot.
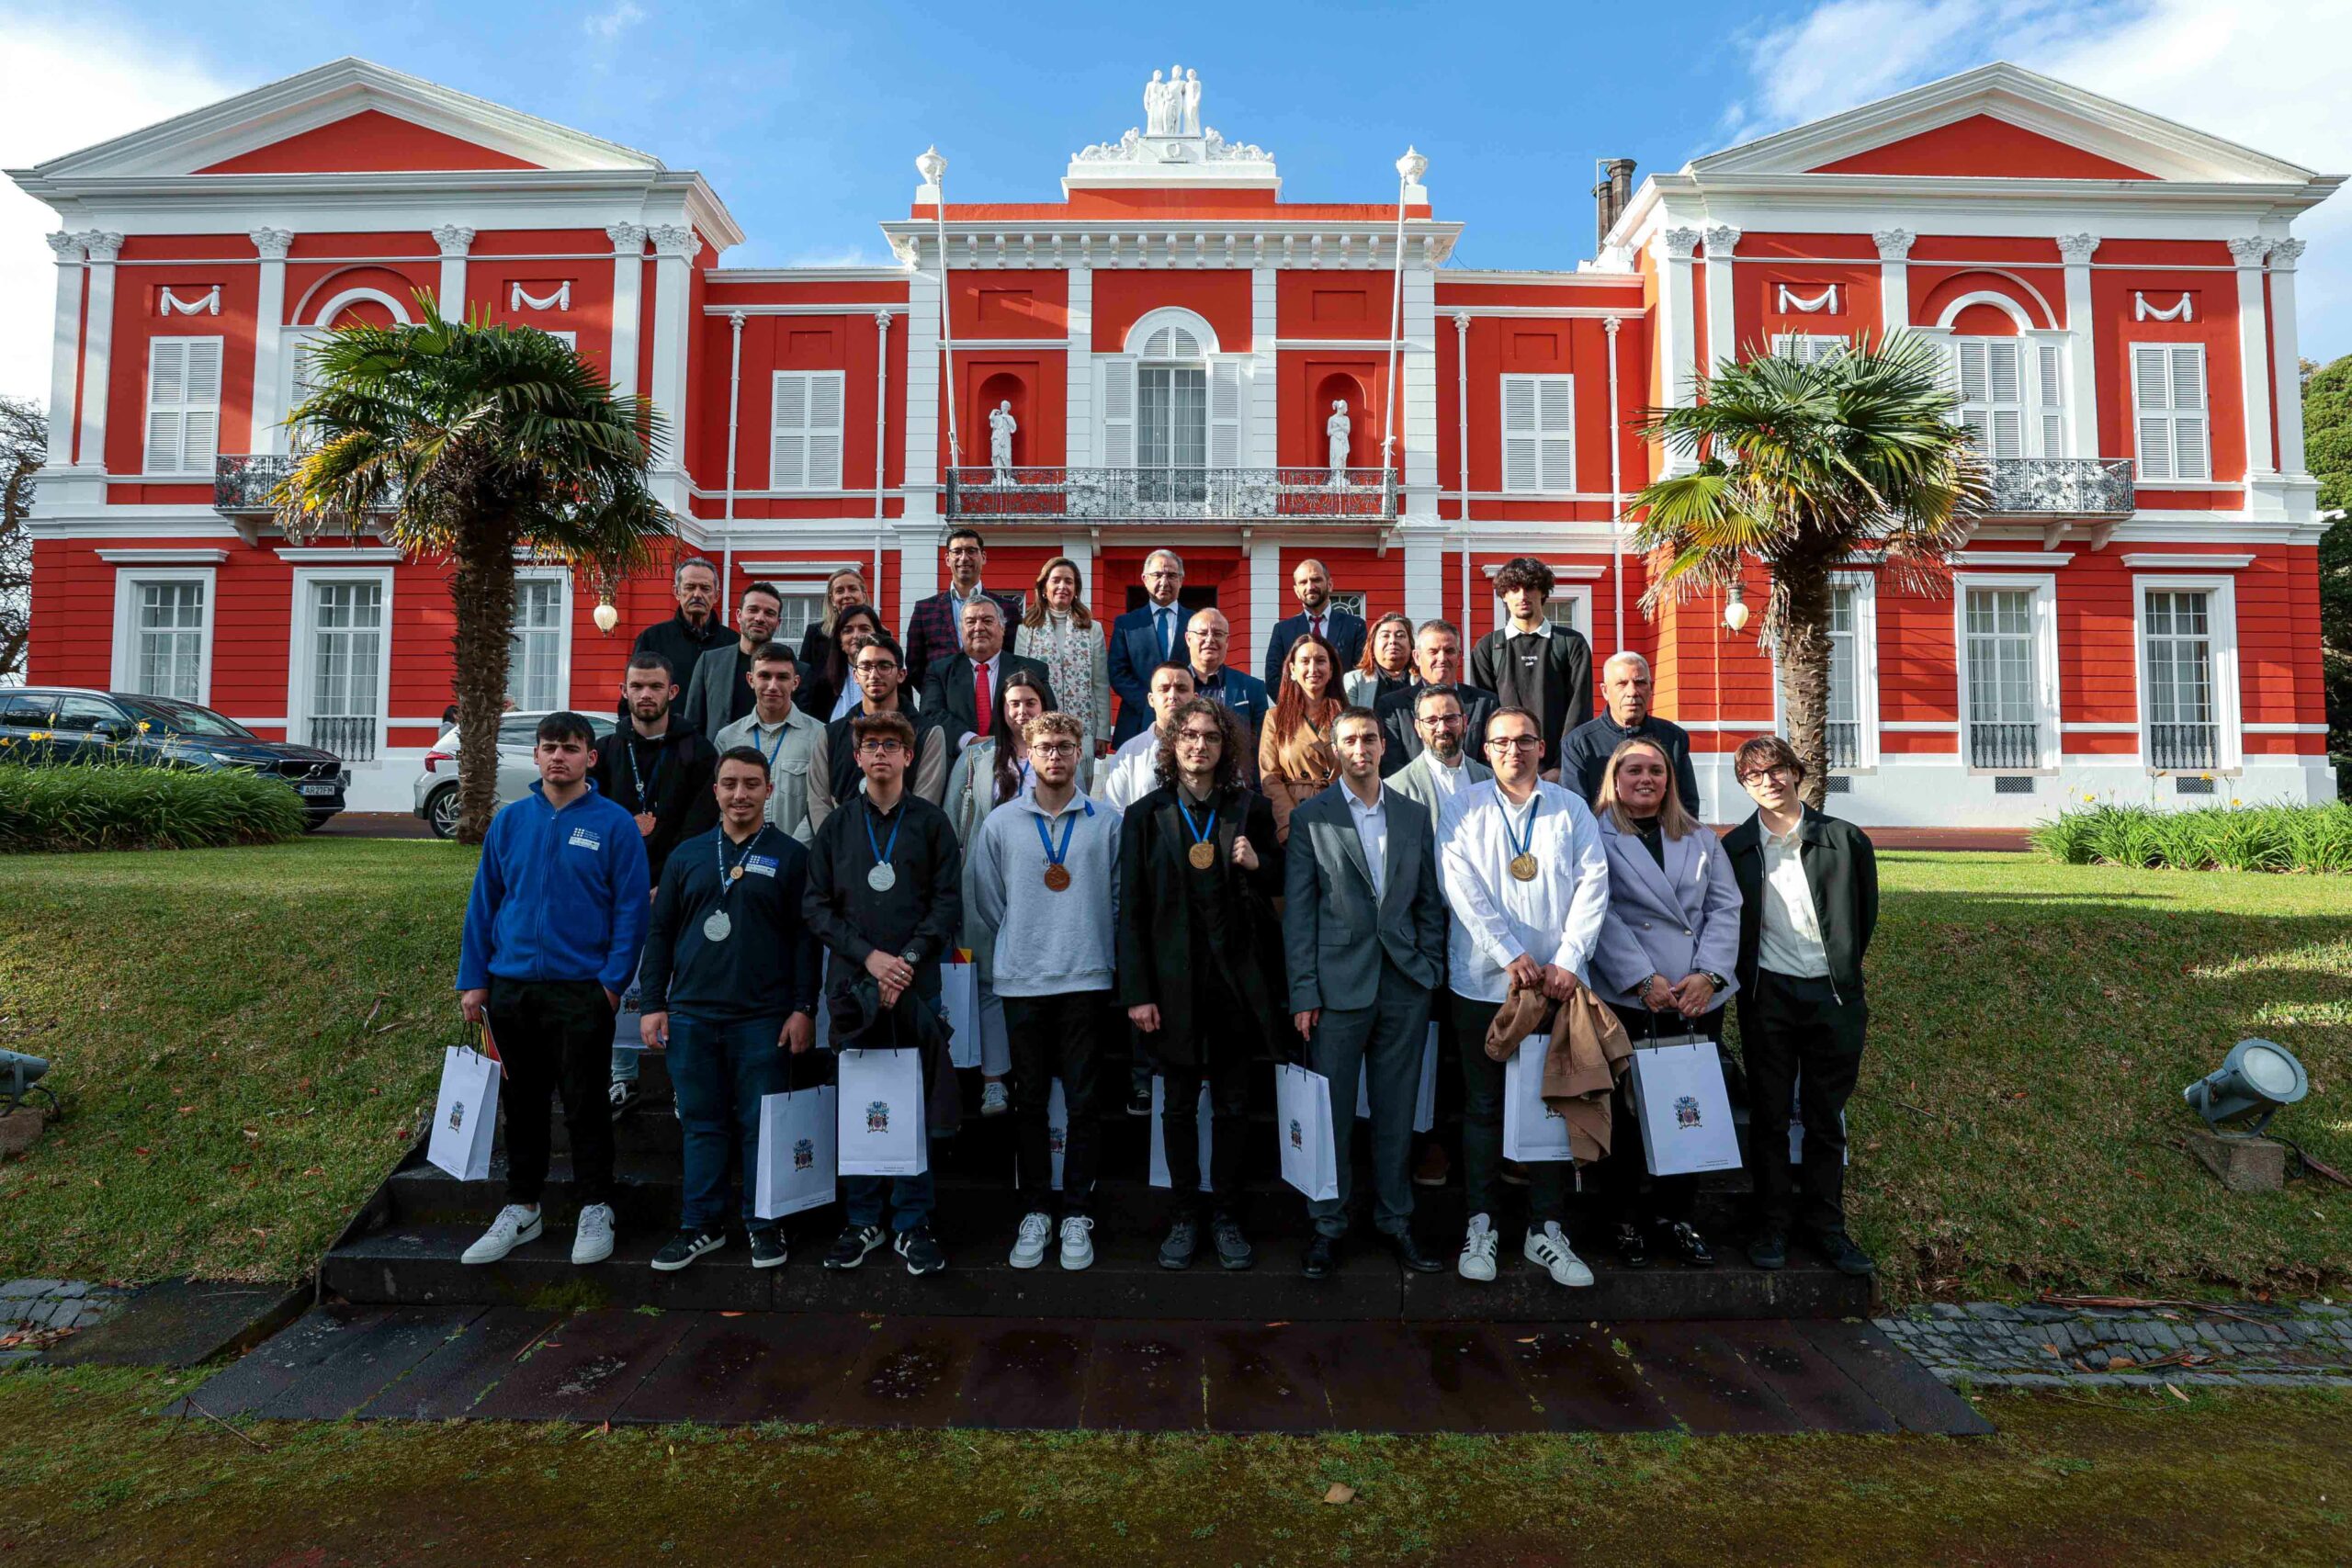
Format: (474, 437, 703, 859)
(897, 255, 943, 637)
(1065, 264, 1092, 468)
(2055, 233, 2100, 459)
(1250, 544, 1280, 656)
(74, 231, 123, 473)
(646, 223, 698, 510)
(248, 227, 295, 455)
(1656, 226, 1702, 474)
(1702, 223, 1741, 370)
(1873, 227, 1915, 334)
(42, 231, 83, 468)
(2229, 236, 2277, 479)
(1248, 265, 1279, 468)
(605, 222, 647, 400)
(1401, 262, 1438, 514)
(431, 225, 474, 321)
(2269, 238, 2310, 476)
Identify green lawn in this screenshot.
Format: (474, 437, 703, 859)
(0, 840, 2346, 1300)
(0, 1370, 2345, 1566)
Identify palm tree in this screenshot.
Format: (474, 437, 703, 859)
(276, 297, 672, 842)
(1630, 333, 1991, 807)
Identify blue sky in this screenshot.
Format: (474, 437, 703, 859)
(3, 0, 2348, 401)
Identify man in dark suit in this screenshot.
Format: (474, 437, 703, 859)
(1108, 548, 1193, 745)
(1261, 558, 1368, 693)
(627, 557, 729, 724)
(917, 596, 1057, 753)
(1375, 618, 1497, 777)
(902, 527, 1023, 681)
(1283, 706, 1450, 1278)
(1185, 609, 1271, 783)
(681, 582, 784, 742)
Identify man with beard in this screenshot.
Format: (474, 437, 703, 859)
(1262, 558, 1367, 692)
(682, 581, 785, 739)
(1375, 619, 1498, 776)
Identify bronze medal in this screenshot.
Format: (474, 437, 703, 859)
(1509, 852, 1540, 882)
(729, 865, 744, 882)
(1043, 863, 1072, 892)
(1187, 840, 1216, 871)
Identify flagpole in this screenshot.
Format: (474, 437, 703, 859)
(1381, 146, 1427, 481)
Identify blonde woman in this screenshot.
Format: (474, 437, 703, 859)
(1257, 632, 1342, 843)
(796, 566, 869, 675)
(1021, 556, 1110, 781)
(944, 669, 1049, 1116)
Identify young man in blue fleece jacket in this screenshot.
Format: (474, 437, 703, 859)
(456, 712, 650, 1268)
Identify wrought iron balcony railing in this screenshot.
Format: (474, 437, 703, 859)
(2148, 721, 2220, 773)
(215, 454, 402, 517)
(945, 466, 1398, 525)
(1984, 457, 2135, 517)
(1967, 719, 2042, 771)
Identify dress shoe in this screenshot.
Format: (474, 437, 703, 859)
(1381, 1229, 1445, 1274)
(1656, 1220, 1714, 1267)
(1302, 1233, 1339, 1279)
(1611, 1221, 1650, 1269)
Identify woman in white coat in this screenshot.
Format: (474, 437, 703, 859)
(1589, 737, 1743, 1270)
(1018, 556, 1110, 785)
(944, 670, 1049, 1116)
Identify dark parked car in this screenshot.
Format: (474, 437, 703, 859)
(0, 686, 349, 829)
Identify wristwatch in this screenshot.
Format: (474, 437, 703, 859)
(1699, 970, 1727, 990)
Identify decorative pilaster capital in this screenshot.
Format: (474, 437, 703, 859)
(431, 224, 476, 256)
(249, 227, 295, 261)
(875, 310, 895, 333)
(2226, 235, 2274, 266)
(78, 231, 124, 263)
(649, 223, 698, 258)
(1452, 310, 1473, 333)
(1603, 313, 1623, 338)
(2270, 237, 2308, 268)
(1702, 222, 1742, 256)
(1660, 226, 1703, 261)
(1872, 227, 1917, 262)
(2054, 232, 2100, 264)
(728, 310, 746, 333)
(46, 230, 83, 262)
(605, 221, 648, 251)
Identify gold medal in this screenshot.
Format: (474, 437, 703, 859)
(1509, 852, 1540, 882)
(1044, 863, 1072, 891)
(1187, 840, 1216, 870)
(729, 865, 744, 882)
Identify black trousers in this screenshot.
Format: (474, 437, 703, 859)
(1453, 992, 1571, 1231)
(487, 976, 616, 1209)
(1737, 969, 1868, 1235)
(1597, 1002, 1724, 1227)
(1159, 1046, 1256, 1221)
(1003, 989, 1106, 1216)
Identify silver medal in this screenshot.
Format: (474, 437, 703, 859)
(702, 908, 732, 942)
(867, 863, 897, 892)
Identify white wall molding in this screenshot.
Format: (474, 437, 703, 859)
(2117, 552, 2255, 569)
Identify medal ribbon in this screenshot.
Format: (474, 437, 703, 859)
(757, 718, 792, 772)
(1033, 804, 1082, 872)
(863, 799, 904, 877)
(1506, 793, 1541, 864)
(1176, 795, 1216, 851)
(715, 826, 762, 905)
(626, 735, 663, 808)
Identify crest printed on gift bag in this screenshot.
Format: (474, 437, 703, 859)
(1288, 1118, 1304, 1151)
(1048, 1123, 1065, 1156)
(1675, 1094, 1702, 1129)
(793, 1137, 814, 1171)
(866, 1100, 890, 1134)
(447, 1102, 465, 1134)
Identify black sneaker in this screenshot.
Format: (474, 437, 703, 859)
(1159, 1216, 1199, 1269)
(1747, 1229, 1788, 1270)
(749, 1227, 787, 1269)
(1657, 1220, 1714, 1268)
(895, 1225, 946, 1276)
(1813, 1230, 1877, 1277)
(1212, 1214, 1254, 1271)
(1127, 1082, 1154, 1118)
(650, 1228, 725, 1272)
(823, 1224, 886, 1270)
(1612, 1222, 1650, 1269)
(607, 1079, 641, 1122)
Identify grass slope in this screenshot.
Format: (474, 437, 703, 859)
(0, 840, 2346, 1300)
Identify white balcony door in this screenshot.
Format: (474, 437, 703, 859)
(295, 574, 390, 760)
(506, 574, 568, 712)
(1962, 584, 2048, 769)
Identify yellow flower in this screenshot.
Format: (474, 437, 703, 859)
(137, 720, 151, 732)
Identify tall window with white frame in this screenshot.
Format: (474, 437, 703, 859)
(308, 581, 384, 761)
(2143, 589, 2219, 772)
(1825, 585, 1860, 769)
(1136, 322, 1207, 506)
(506, 578, 565, 712)
(1963, 586, 2041, 770)
(133, 581, 206, 702)
(1951, 338, 2026, 462)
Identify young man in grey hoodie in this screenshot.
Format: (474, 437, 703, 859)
(967, 709, 1120, 1271)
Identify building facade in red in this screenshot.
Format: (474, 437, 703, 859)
(10, 58, 2337, 819)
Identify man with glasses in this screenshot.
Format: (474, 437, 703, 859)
(807, 634, 947, 828)
(904, 526, 1023, 681)
(1721, 735, 1879, 1280)
(1184, 608, 1271, 745)
(918, 596, 1057, 753)
(1118, 697, 1287, 1272)
(1109, 549, 1193, 745)
(1375, 619, 1498, 777)
(1435, 705, 1610, 1290)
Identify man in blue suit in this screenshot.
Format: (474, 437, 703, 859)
(1184, 607, 1270, 784)
(1108, 548, 1193, 745)
(1261, 558, 1368, 693)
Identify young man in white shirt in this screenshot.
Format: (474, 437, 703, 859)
(713, 642, 823, 842)
(1099, 661, 1197, 815)
(1436, 705, 1611, 1289)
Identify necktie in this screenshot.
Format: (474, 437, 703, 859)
(1311, 615, 1324, 641)
(974, 659, 992, 737)
(1157, 606, 1172, 659)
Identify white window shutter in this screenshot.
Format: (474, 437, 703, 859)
(1501, 375, 1538, 492)
(1536, 375, 1575, 490)
(1100, 355, 1136, 468)
(144, 337, 184, 476)
(2169, 344, 2209, 479)
(2037, 342, 2065, 457)
(770, 372, 808, 489)
(144, 337, 224, 474)
(1207, 358, 1241, 468)
(180, 338, 222, 471)
(2132, 344, 2173, 481)
(807, 371, 843, 490)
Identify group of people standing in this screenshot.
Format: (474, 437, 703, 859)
(453, 533, 1881, 1288)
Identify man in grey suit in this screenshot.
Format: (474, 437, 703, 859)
(1282, 705, 1451, 1278)
(682, 582, 785, 742)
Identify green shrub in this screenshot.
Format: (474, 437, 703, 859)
(2034, 800, 2352, 873)
(0, 762, 308, 852)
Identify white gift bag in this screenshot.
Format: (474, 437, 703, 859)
(1787, 1077, 1850, 1167)
(941, 956, 982, 1070)
(1502, 1034, 1576, 1162)
(1355, 1022, 1439, 1134)
(754, 1085, 838, 1220)
(1147, 1076, 1213, 1192)
(426, 1045, 500, 1181)
(835, 1048, 928, 1177)
(1628, 1037, 1742, 1178)
(1275, 1063, 1340, 1201)
(1013, 1078, 1069, 1191)
(611, 959, 646, 1052)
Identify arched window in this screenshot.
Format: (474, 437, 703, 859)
(1124, 310, 1217, 498)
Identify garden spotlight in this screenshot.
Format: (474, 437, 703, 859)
(1, 1049, 50, 1111)
(2183, 1038, 2307, 1138)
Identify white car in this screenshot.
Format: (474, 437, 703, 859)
(413, 711, 616, 840)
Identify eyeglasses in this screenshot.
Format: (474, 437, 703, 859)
(1487, 735, 1544, 752)
(1417, 712, 1466, 729)
(1738, 764, 1797, 784)
(1031, 741, 1079, 758)
(1176, 728, 1223, 746)
(854, 661, 898, 675)
(856, 739, 906, 756)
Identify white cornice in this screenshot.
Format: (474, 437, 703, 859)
(1437, 270, 1640, 288)
(2118, 552, 2256, 569)
(876, 220, 1464, 271)
(95, 547, 230, 564)
(707, 266, 913, 284)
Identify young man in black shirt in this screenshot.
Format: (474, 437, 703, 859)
(1469, 557, 1593, 774)
(639, 747, 824, 1271)
(802, 709, 963, 1276)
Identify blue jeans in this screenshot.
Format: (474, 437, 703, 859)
(667, 1012, 789, 1233)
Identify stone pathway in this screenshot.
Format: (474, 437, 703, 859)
(0, 1280, 128, 1363)
(1876, 1300, 2352, 1389)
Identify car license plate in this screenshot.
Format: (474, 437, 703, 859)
(298, 783, 337, 796)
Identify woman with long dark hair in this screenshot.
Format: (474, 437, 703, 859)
(803, 603, 883, 724)
(1020, 556, 1110, 779)
(944, 667, 1051, 1116)
(1344, 612, 1416, 708)
(1258, 631, 1342, 844)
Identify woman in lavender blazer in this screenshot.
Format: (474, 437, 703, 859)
(1588, 736, 1743, 1271)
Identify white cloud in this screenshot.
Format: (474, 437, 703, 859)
(582, 2, 647, 43)
(0, 15, 240, 404)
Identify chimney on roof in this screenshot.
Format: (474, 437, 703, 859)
(1594, 158, 1636, 252)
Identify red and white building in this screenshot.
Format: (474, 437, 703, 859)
(10, 57, 2338, 819)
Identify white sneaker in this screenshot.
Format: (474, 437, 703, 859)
(980, 1080, 1010, 1117)
(1458, 1213, 1498, 1282)
(1059, 1214, 1096, 1270)
(461, 1203, 542, 1265)
(1524, 1221, 1594, 1288)
(571, 1202, 616, 1266)
(1009, 1211, 1053, 1269)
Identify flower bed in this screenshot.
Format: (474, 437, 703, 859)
(2031, 802, 2352, 873)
